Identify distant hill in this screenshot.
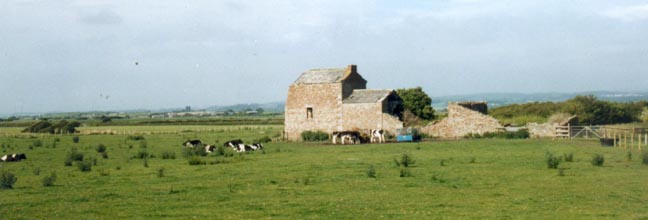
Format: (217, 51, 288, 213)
(431, 91, 648, 110)
(204, 102, 285, 113)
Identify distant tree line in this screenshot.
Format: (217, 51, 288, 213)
(22, 120, 81, 134)
(490, 95, 648, 125)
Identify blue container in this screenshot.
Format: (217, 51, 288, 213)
(397, 135, 413, 142)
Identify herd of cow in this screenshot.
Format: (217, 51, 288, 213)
(332, 129, 386, 144)
(1, 153, 27, 162)
(182, 139, 264, 153)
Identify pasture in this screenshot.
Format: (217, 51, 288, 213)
(1, 126, 648, 219)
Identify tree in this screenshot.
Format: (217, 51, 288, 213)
(641, 107, 648, 123)
(255, 108, 265, 114)
(396, 87, 435, 120)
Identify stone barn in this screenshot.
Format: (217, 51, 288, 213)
(421, 102, 503, 139)
(284, 65, 404, 141)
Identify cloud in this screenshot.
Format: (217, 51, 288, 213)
(603, 4, 648, 21)
(78, 8, 122, 25)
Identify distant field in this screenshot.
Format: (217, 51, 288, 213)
(1, 127, 648, 219)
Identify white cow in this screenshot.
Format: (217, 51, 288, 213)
(370, 129, 385, 143)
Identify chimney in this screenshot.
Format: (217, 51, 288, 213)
(347, 64, 357, 73)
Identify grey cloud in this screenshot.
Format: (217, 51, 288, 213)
(79, 8, 122, 25)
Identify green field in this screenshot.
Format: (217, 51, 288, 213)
(1, 126, 648, 219)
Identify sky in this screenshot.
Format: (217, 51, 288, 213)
(1, 0, 648, 115)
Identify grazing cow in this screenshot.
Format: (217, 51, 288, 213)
(183, 139, 202, 148)
(332, 131, 361, 144)
(233, 143, 263, 153)
(204, 145, 216, 153)
(223, 139, 243, 149)
(250, 143, 263, 150)
(1, 153, 27, 162)
(370, 129, 385, 143)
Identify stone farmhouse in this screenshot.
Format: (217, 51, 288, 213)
(284, 65, 404, 141)
(422, 102, 503, 138)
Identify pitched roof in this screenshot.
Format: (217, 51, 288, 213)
(343, 89, 393, 103)
(293, 68, 346, 84)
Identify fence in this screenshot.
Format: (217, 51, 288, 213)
(554, 125, 648, 150)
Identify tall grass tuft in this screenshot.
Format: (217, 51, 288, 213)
(95, 144, 107, 153)
(545, 152, 561, 169)
(1, 171, 17, 189)
(563, 153, 574, 162)
(394, 152, 415, 167)
(42, 172, 57, 187)
(591, 154, 605, 167)
(77, 160, 92, 172)
(367, 165, 376, 178)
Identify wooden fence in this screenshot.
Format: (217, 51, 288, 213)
(556, 125, 648, 150)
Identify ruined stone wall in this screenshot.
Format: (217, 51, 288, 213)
(422, 103, 503, 138)
(341, 103, 382, 131)
(527, 123, 557, 138)
(284, 83, 342, 141)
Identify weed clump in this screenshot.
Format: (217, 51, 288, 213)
(126, 135, 145, 141)
(42, 172, 57, 187)
(591, 154, 605, 167)
(188, 157, 206, 165)
(1, 171, 18, 189)
(72, 136, 80, 143)
(399, 167, 411, 177)
(394, 152, 415, 167)
(642, 152, 648, 165)
(301, 130, 329, 142)
(95, 144, 107, 153)
(563, 153, 574, 162)
(367, 165, 376, 178)
(626, 151, 632, 162)
(545, 152, 561, 169)
(161, 151, 176, 159)
(158, 168, 165, 178)
(77, 160, 92, 172)
(134, 150, 149, 159)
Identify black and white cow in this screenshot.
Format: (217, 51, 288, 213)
(204, 145, 216, 153)
(183, 139, 202, 148)
(233, 143, 263, 153)
(1, 153, 27, 162)
(370, 129, 385, 143)
(223, 139, 243, 149)
(332, 131, 361, 144)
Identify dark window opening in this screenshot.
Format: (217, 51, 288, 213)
(307, 108, 313, 119)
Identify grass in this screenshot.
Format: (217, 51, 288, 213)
(0, 126, 647, 219)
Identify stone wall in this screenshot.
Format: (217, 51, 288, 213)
(422, 103, 503, 139)
(527, 123, 556, 138)
(284, 83, 342, 141)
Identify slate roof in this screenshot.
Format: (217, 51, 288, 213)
(293, 68, 347, 84)
(343, 89, 393, 103)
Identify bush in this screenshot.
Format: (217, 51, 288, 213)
(255, 136, 272, 143)
(135, 150, 149, 159)
(563, 153, 574, 162)
(42, 172, 57, 187)
(95, 144, 107, 153)
(367, 165, 376, 178)
(188, 157, 206, 165)
(77, 160, 92, 172)
(545, 152, 561, 169)
(161, 151, 176, 159)
(72, 136, 80, 143)
(641, 152, 648, 165)
(301, 130, 329, 142)
(1, 171, 17, 189)
(67, 148, 84, 162)
(399, 167, 411, 177)
(591, 154, 605, 167)
(126, 135, 145, 141)
(395, 152, 415, 167)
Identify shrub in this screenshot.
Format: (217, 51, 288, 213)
(135, 150, 149, 159)
(32, 140, 43, 147)
(394, 152, 415, 167)
(591, 154, 605, 167)
(42, 172, 57, 187)
(67, 148, 84, 162)
(399, 167, 411, 177)
(188, 157, 206, 165)
(161, 151, 176, 159)
(95, 144, 107, 153)
(545, 152, 561, 169)
(563, 153, 574, 162)
(77, 160, 92, 172)
(641, 152, 648, 165)
(255, 136, 272, 143)
(301, 130, 329, 142)
(367, 165, 376, 178)
(1, 171, 18, 189)
(72, 136, 80, 143)
(126, 135, 145, 141)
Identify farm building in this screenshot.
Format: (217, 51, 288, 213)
(284, 65, 404, 141)
(422, 102, 503, 139)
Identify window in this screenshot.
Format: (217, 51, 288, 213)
(306, 107, 313, 119)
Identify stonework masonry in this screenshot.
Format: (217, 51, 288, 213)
(284, 65, 403, 141)
(422, 102, 503, 139)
